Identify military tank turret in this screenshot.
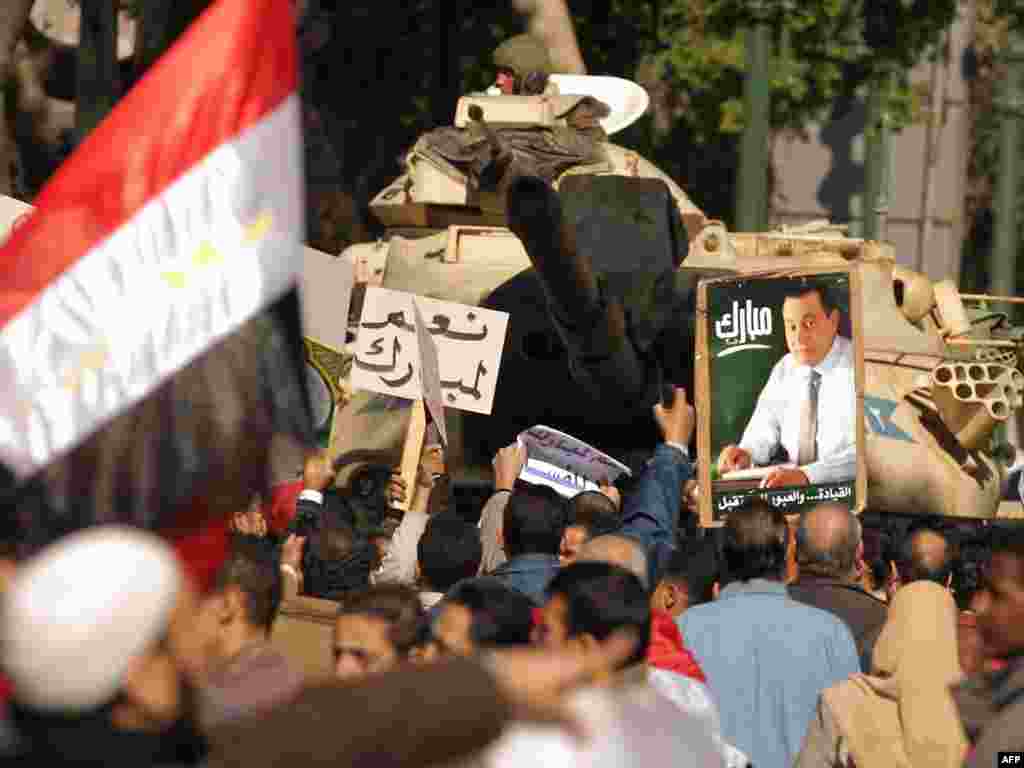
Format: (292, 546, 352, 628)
(320, 35, 1024, 522)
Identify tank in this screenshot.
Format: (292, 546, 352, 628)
(324, 77, 1024, 523)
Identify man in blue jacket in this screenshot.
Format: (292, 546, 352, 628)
(679, 501, 859, 768)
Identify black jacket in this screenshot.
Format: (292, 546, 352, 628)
(788, 573, 888, 673)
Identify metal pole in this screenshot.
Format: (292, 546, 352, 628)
(863, 71, 891, 241)
(735, 21, 772, 231)
(991, 26, 1024, 298)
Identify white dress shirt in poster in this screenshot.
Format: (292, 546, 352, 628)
(739, 335, 856, 485)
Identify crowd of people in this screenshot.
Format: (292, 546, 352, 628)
(0, 387, 1021, 768)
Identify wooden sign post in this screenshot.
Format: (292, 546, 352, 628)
(391, 399, 427, 515)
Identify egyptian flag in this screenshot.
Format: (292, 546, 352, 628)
(0, 0, 314, 576)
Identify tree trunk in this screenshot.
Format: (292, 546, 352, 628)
(432, 0, 460, 127)
(76, 0, 119, 142)
(0, 0, 37, 196)
(512, 0, 586, 74)
(131, 0, 212, 86)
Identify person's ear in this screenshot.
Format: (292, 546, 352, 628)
(854, 541, 866, 577)
(575, 633, 615, 682)
(415, 561, 422, 584)
(650, 583, 668, 612)
(888, 561, 901, 594)
(221, 587, 244, 626)
(712, 581, 721, 600)
(0, 558, 16, 593)
(664, 583, 686, 612)
(663, 583, 677, 612)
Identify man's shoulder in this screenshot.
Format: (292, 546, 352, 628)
(832, 335, 855, 368)
(680, 593, 855, 660)
(789, 580, 888, 632)
(781, 594, 862, 637)
(789, 579, 887, 610)
(769, 351, 797, 378)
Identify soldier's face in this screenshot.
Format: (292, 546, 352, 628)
(783, 290, 839, 368)
(496, 69, 516, 94)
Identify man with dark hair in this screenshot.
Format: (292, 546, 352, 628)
(679, 501, 859, 768)
(651, 536, 719, 618)
(490, 484, 566, 604)
(559, 490, 622, 566)
(789, 503, 887, 672)
(718, 278, 856, 489)
(417, 516, 483, 607)
(528, 561, 737, 767)
(0, 528, 665, 768)
(300, 518, 375, 602)
(432, 578, 536, 656)
(889, 520, 954, 597)
(196, 539, 303, 728)
(538, 562, 651, 667)
(952, 526, 1024, 767)
(333, 584, 424, 681)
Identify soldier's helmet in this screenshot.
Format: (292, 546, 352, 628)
(493, 34, 554, 95)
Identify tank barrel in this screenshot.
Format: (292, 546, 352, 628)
(505, 174, 600, 314)
(468, 105, 519, 195)
(468, 105, 504, 158)
(505, 174, 655, 407)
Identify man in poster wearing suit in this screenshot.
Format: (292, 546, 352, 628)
(717, 280, 856, 489)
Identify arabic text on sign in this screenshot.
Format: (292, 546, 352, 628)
(714, 299, 772, 345)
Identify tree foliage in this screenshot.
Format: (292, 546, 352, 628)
(648, 0, 958, 142)
(959, 0, 1024, 300)
(0, 1, 989, 244)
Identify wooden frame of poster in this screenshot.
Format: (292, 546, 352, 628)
(695, 265, 867, 527)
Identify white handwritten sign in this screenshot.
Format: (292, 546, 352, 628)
(352, 287, 509, 415)
(714, 299, 773, 357)
(412, 299, 448, 447)
(517, 425, 631, 490)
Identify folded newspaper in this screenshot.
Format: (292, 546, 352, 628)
(516, 425, 631, 499)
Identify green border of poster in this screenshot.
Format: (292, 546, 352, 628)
(701, 270, 861, 521)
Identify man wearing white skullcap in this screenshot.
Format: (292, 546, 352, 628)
(0, 525, 210, 766)
(0, 526, 668, 768)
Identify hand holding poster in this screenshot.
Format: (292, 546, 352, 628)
(517, 425, 631, 498)
(351, 287, 509, 415)
(696, 269, 866, 524)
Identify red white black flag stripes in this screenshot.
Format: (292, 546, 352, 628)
(0, 0, 314, 554)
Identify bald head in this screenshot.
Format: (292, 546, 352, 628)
(576, 534, 648, 589)
(895, 526, 952, 587)
(795, 504, 861, 581)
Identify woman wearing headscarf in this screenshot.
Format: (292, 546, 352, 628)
(794, 581, 968, 768)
